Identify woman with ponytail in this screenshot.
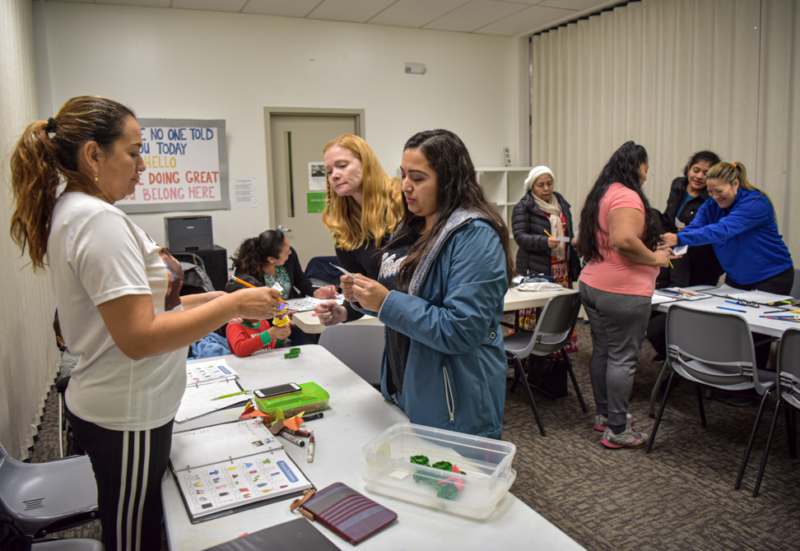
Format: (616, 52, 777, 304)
(230, 229, 337, 344)
(314, 134, 404, 326)
(9, 96, 279, 551)
(578, 141, 676, 450)
(661, 161, 793, 295)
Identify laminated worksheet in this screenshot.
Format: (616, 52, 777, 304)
(186, 359, 239, 387)
(170, 420, 312, 522)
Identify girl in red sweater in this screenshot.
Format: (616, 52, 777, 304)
(225, 275, 291, 357)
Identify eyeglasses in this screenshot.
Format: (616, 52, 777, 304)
(726, 297, 760, 308)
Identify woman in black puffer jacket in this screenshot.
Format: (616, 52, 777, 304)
(511, 166, 580, 350)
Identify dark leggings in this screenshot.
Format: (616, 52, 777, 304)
(68, 411, 173, 551)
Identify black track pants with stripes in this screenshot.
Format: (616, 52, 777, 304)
(68, 411, 173, 551)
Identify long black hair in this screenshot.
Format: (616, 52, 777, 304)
(578, 141, 661, 263)
(391, 129, 515, 291)
(230, 230, 286, 280)
(682, 150, 721, 179)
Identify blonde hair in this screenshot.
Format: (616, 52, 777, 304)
(321, 135, 403, 251)
(707, 161, 776, 219)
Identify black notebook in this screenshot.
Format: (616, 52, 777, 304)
(202, 518, 340, 550)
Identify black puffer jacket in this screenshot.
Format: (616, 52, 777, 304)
(512, 191, 580, 281)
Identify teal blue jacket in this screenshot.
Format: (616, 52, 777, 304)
(359, 212, 508, 439)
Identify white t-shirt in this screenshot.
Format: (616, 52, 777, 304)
(48, 192, 187, 431)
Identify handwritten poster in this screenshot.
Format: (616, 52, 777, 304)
(117, 118, 229, 214)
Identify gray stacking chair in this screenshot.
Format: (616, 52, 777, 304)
(0, 440, 98, 538)
(504, 292, 588, 437)
(319, 322, 385, 387)
(646, 305, 777, 490)
(747, 328, 799, 497)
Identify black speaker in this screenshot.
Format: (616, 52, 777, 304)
(190, 246, 228, 292)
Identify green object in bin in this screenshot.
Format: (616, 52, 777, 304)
(253, 382, 329, 420)
(284, 348, 301, 359)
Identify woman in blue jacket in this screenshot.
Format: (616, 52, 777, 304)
(661, 161, 793, 295)
(348, 129, 514, 439)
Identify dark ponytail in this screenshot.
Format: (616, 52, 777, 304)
(230, 230, 286, 280)
(10, 96, 135, 271)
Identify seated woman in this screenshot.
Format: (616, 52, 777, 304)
(346, 129, 514, 439)
(314, 135, 404, 326)
(661, 161, 793, 295)
(659, 150, 724, 287)
(231, 230, 336, 345)
(511, 165, 580, 351)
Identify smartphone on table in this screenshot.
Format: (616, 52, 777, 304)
(254, 383, 301, 399)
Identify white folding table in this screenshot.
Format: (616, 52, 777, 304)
(162, 346, 584, 551)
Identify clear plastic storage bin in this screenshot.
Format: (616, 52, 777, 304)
(362, 423, 516, 519)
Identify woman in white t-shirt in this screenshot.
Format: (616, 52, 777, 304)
(9, 96, 280, 551)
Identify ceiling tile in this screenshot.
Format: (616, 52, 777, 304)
(97, 0, 171, 7)
(172, 0, 248, 13)
(368, 0, 470, 29)
(424, 0, 529, 33)
(242, 0, 321, 18)
(307, 0, 397, 24)
(538, 0, 607, 10)
(475, 4, 573, 35)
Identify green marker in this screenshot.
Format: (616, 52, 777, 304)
(211, 390, 249, 401)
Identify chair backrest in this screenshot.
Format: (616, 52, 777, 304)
(777, 328, 800, 410)
(318, 323, 385, 386)
(666, 305, 765, 393)
(528, 292, 581, 356)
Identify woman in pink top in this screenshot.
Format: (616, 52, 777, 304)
(577, 141, 675, 450)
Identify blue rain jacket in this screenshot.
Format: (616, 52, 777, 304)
(677, 189, 792, 285)
(358, 212, 508, 439)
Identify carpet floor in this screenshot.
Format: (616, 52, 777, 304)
(27, 323, 800, 550)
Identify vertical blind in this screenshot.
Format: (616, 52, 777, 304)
(0, 0, 60, 459)
(530, 0, 799, 262)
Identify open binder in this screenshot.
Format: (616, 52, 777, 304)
(169, 419, 313, 523)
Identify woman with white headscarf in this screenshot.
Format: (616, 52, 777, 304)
(511, 166, 580, 349)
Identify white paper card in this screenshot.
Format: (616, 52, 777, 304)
(673, 245, 688, 255)
(557, 236, 571, 243)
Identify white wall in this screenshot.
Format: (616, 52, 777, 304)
(32, 2, 523, 259)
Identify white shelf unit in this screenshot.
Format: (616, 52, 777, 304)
(476, 167, 532, 258)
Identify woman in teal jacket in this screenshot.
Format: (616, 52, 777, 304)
(348, 129, 514, 439)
